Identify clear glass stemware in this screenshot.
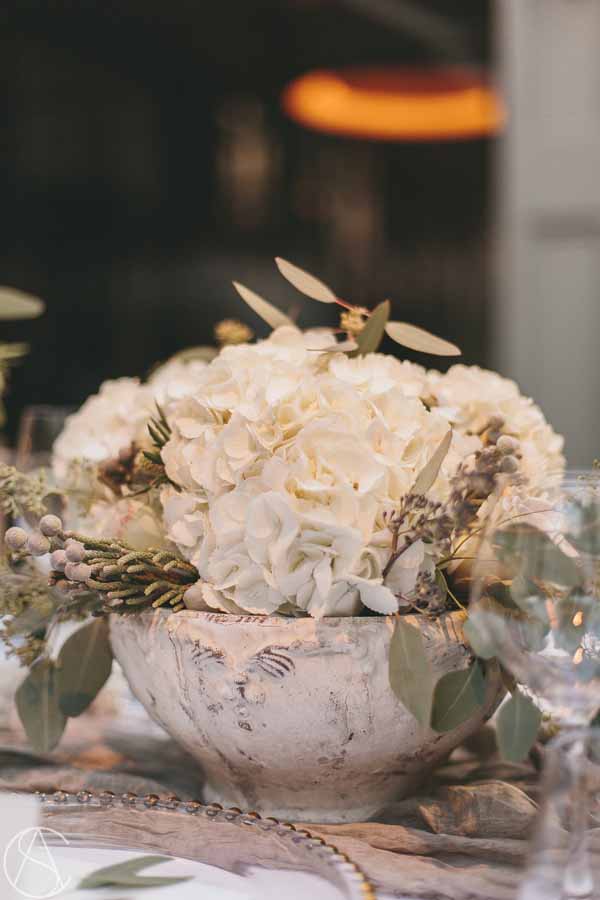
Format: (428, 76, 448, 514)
(469, 472, 600, 899)
(16, 404, 72, 472)
(518, 728, 600, 900)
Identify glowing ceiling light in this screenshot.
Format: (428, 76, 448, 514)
(282, 66, 505, 142)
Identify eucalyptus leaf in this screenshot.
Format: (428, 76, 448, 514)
(412, 429, 452, 496)
(493, 526, 581, 587)
(0, 287, 44, 320)
(15, 660, 67, 752)
(274, 257, 337, 303)
(351, 300, 390, 356)
(431, 661, 486, 732)
(385, 321, 461, 356)
(232, 281, 294, 330)
(389, 618, 435, 727)
(496, 690, 542, 762)
(57, 619, 113, 717)
(0, 342, 28, 361)
(79, 855, 192, 890)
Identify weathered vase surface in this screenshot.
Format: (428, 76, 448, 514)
(110, 609, 502, 823)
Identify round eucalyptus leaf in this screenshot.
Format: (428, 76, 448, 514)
(430, 661, 486, 733)
(15, 659, 67, 752)
(57, 619, 113, 717)
(0, 287, 44, 320)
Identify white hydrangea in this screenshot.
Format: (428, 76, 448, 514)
(52, 357, 209, 543)
(428, 365, 564, 483)
(53, 357, 209, 492)
(53, 378, 155, 487)
(148, 357, 210, 406)
(157, 326, 563, 619)
(79, 497, 167, 550)
(51, 326, 564, 619)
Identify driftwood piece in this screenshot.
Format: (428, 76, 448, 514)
(304, 821, 526, 864)
(418, 782, 537, 840)
(0, 765, 174, 798)
(2, 714, 541, 900)
(309, 835, 521, 900)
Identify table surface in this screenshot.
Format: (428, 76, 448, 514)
(0, 666, 534, 900)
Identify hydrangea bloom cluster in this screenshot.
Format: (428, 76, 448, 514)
(50, 326, 563, 619)
(52, 357, 209, 549)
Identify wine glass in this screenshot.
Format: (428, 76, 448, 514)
(469, 472, 600, 898)
(519, 728, 600, 900)
(15, 404, 72, 472)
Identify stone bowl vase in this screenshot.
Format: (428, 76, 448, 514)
(110, 609, 503, 823)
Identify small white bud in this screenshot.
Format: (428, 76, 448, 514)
(27, 533, 51, 557)
(64, 562, 92, 583)
(50, 549, 67, 571)
(5, 526, 28, 551)
(65, 540, 86, 563)
(500, 455, 520, 474)
(183, 581, 207, 611)
(39, 514, 63, 537)
(496, 434, 519, 455)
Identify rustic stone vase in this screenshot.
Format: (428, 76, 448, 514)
(110, 609, 503, 823)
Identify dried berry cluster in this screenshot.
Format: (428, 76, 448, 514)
(385, 420, 523, 615)
(5, 515, 199, 615)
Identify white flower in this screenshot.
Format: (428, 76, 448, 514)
(149, 357, 208, 408)
(161, 486, 206, 554)
(428, 365, 565, 483)
(52, 323, 563, 620)
(53, 378, 154, 487)
(53, 356, 214, 493)
(157, 329, 564, 618)
(80, 497, 167, 549)
(329, 353, 429, 399)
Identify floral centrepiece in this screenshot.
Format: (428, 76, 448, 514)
(47, 299, 562, 620)
(0, 259, 565, 759)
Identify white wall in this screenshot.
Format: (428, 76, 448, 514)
(495, 0, 600, 466)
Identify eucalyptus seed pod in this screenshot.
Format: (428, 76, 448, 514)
(5, 526, 28, 551)
(64, 562, 92, 583)
(500, 455, 520, 474)
(487, 415, 505, 431)
(39, 514, 63, 537)
(65, 539, 86, 563)
(496, 434, 520, 455)
(50, 549, 68, 571)
(27, 533, 51, 557)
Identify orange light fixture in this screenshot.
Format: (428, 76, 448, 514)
(282, 66, 505, 142)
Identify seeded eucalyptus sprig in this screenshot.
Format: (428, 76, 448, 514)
(5, 515, 200, 615)
(0, 462, 50, 523)
(0, 568, 57, 665)
(233, 257, 462, 358)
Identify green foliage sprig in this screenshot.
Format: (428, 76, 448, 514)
(233, 257, 462, 358)
(0, 462, 50, 522)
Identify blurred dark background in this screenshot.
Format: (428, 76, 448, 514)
(0, 0, 493, 438)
